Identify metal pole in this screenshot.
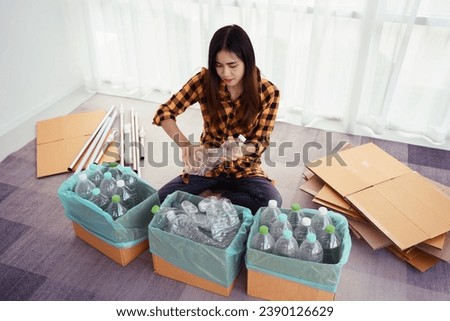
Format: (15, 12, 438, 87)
(68, 105, 115, 171)
(119, 104, 125, 166)
(94, 128, 118, 165)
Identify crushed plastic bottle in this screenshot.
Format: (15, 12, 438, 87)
(269, 213, 292, 241)
(250, 225, 275, 253)
(74, 173, 95, 199)
(273, 230, 298, 258)
(259, 200, 281, 227)
(298, 232, 323, 263)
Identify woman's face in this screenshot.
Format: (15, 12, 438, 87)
(215, 50, 245, 90)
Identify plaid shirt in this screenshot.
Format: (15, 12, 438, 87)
(153, 67, 280, 181)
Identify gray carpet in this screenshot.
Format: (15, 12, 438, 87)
(1, 93, 449, 301)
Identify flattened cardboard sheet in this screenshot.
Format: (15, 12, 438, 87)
(36, 110, 106, 177)
(307, 142, 450, 251)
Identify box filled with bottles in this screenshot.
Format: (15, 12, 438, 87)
(58, 163, 159, 266)
(246, 206, 351, 301)
(148, 191, 253, 296)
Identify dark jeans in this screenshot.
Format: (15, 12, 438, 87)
(157, 174, 283, 214)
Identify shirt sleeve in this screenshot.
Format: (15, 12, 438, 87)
(246, 80, 280, 157)
(152, 69, 205, 126)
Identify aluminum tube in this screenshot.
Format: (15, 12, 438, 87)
(139, 126, 145, 160)
(94, 128, 118, 164)
(74, 116, 111, 174)
(68, 105, 115, 171)
(134, 112, 141, 177)
(119, 104, 125, 166)
(130, 107, 137, 171)
(86, 110, 118, 167)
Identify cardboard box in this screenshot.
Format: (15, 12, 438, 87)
(246, 208, 351, 301)
(58, 165, 159, 266)
(152, 255, 235, 296)
(306, 142, 450, 250)
(73, 222, 149, 266)
(247, 269, 335, 301)
(36, 110, 106, 178)
(148, 191, 253, 297)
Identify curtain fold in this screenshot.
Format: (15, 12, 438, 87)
(66, 0, 450, 147)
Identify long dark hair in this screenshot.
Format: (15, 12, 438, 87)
(206, 25, 260, 130)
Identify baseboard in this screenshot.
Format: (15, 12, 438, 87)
(0, 86, 95, 163)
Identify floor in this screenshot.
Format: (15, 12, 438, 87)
(0, 93, 449, 301)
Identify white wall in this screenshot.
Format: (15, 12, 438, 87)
(0, 0, 91, 162)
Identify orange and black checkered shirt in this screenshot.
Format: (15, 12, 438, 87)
(153, 67, 280, 181)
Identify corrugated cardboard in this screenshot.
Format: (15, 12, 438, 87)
(152, 254, 236, 296)
(386, 245, 440, 272)
(72, 222, 149, 266)
(247, 269, 335, 301)
(307, 142, 450, 251)
(36, 110, 106, 177)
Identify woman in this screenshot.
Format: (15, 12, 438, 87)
(153, 24, 282, 214)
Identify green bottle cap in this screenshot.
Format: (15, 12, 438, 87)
(109, 162, 118, 168)
(151, 205, 160, 214)
(111, 195, 120, 203)
(259, 225, 269, 235)
(291, 203, 301, 211)
(325, 224, 335, 234)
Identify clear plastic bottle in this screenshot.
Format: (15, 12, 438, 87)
(121, 166, 140, 205)
(114, 179, 134, 209)
(107, 161, 122, 180)
(106, 195, 127, 220)
(166, 212, 221, 247)
(293, 217, 315, 246)
(287, 203, 304, 229)
(273, 230, 298, 258)
(318, 224, 342, 264)
(259, 200, 281, 227)
(151, 205, 183, 232)
(89, 187, 109, 210)
(250, 225, 275, 253)
(74, 173, 95, 199)
(298, 232, 323, 263)
(99, 172, 117, 198)
(311, 206, 333, 241)
(181, 200, 199, 220)
(269, 213, 292, 241)
(86, 163, 104, 187)
(219, 198, 240, 228)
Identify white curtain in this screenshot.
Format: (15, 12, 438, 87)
(66, 0, 450, 147)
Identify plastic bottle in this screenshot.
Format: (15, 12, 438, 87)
(151, 205, 183, 231)
(107, 161, 122, 180)
(318, 224, 342, 264)
(74, 173, 95, 199)
(250, 225, 275, 253)
(298, 232, 323, 263)
(165, 211, 221, 247)
(205, 198, 235, 242)
(269, 213, 292, 241)
(181, 200, 199, 220)
(86, 163, 104, 187)
(293, 217, 315, 246)
(121, 166, 140, 205)
(106, 195, 127, 220)
(99, 172, 117, 198)
(222, 134, 246, 161)
(259, 200, 281, 227)
(89, 187, 109, 210)
(311, 206, 333, 240)
(273, 230, 298, 258)
(114, 179, 134, 209)
(287, 203, 304, 229)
